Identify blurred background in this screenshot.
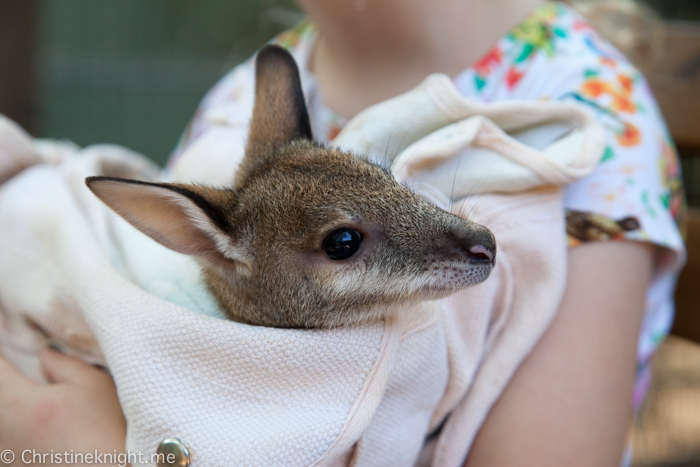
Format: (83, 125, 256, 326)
(0, 0, 699, 465)
(1, 0, 301, 166)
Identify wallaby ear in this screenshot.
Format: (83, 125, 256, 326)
(85, 176, 250, 268)
(238, 45, 312, 185)
(249, 45, 312, 148)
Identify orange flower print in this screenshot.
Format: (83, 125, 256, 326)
(473, 46, 503, 76)
(612, 95, 636, 113)
(328, 125, 341, 142)
(617, 122, 641, 147)
(580, 71, 638, 114)
(581, 78, 611, 98)
(618, 74, 633, 93)
(573, 18, 594, 32)
(506, 67, 525, 88)
(600, 56, 616, 68)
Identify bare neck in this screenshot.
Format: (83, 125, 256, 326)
(297, 0, 546, 119)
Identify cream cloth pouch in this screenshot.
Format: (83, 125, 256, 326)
(0, 71, 603, 467)
(332, 74, 605, 467)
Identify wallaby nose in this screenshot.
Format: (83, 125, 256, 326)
(461, 244, 495, 264)
(457, 226, 496, 265)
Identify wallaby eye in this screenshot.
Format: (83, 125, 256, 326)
(322, 229, 363, 260)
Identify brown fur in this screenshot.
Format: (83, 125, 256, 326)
(86, 45, 496, 329)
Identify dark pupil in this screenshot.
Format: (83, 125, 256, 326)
(323, 229, 363, 260)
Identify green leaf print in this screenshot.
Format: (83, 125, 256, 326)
(601, 146, 614, 163)
(561, 93, 620, 121)
(642, 190, 657, 218)
(475, 75, 486, 91)
(515, 44, 534, 63)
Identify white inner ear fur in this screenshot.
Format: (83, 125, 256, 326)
(90, 180, 250, 268)
(159, 188, 250, 266)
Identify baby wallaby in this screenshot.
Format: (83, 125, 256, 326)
(85, 45, 496, 329)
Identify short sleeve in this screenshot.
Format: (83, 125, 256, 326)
(554, 33, 685, 261)
(454, 2, 684, 267)
(452, 2, 686, 410)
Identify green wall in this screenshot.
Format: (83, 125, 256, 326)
(35, 0, 300, 166)
(643, 0, 700, 20)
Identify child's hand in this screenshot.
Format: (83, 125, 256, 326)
(0, 348, 126, 466)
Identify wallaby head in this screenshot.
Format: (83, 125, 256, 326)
(86, 45, 496, 329)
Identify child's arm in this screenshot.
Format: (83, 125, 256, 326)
(0, 348, 126, 465)
(465, 240, 654, 467)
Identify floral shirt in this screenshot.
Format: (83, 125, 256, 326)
(449, 2, 685, 413)
(172, 1, 685, 417)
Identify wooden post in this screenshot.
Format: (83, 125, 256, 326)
(645, 21, 700, 343)
(646, 21, 700, 152)
(672, 208, 700, 343)
(0, 0, 37, 133)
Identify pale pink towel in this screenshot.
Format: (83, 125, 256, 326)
(0, 73, 604, 466)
